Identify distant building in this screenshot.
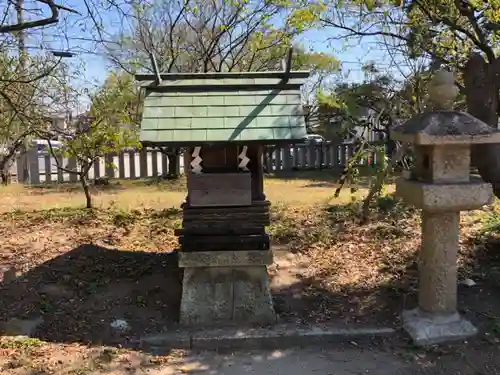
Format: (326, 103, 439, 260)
(45, 112, 70, 133)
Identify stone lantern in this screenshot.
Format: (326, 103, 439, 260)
(392, 70, 500, 346)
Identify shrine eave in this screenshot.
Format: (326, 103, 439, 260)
(135, 70, 310, 85)
(140, 138, 306, 148)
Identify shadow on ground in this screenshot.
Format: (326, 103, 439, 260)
(2, 239, 498, 345)
(461, 231, 500, 333)
(1, 207, 500, 374)
(0, 241, 417, 349)
(0, 245, 182, 346)
(271, 252, 419, 328)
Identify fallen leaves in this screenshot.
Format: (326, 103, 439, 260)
(0, 180, 499, 374)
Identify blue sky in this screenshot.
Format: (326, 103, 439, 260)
(21, 0, 408, 109)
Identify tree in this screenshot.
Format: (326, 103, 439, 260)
(84, 0, 339, 178)
(43, 77, 140, 208)
(0, 49, 69, 184)
(97, 0, 297, 73)
(0, 0, 78, 184)
(315, 55, 433, 221)
(0, 0, 78, 33)
(296, 0, 500, 195)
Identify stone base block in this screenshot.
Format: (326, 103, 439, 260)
(402, 308, 477, 346)
(180, 265, 276, 326)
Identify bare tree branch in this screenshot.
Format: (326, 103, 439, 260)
(0, 0, 79, 33)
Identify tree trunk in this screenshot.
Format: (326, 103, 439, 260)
(0, 167, 10, 185)
(0, 158, 11, 185)
(464, 54, 500, 198)
(0, 146, 21, 185)
(80, 173, 92, 208)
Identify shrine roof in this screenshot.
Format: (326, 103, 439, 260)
(135, 71, 310, 146)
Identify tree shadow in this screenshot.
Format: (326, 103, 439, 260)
(460, 229, 500, 330)
(271, 258, 419, 329)
(1, 211, 500, 374)
(0, 244, 182, 347)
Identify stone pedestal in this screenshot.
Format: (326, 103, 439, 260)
(403, 210, 477, 345)
(179, 250, 276, 325)
(396, 178, 489, 345)
(419, 211, 459, 314)
(402, 309, 477, 346)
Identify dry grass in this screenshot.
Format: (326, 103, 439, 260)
(0, 335, 188, 375)
(0, 170, 500, 374)
(0, 172, 378, 213)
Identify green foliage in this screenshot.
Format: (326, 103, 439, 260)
(54, 72, 141, 208)
(96, 71, 141, 123)
(306, 0, 500, 68)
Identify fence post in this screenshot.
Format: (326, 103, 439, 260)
(331, 144, 338, 168)
(128, 150, 136, 179)
(307, 143, 316, 170)
(324, 143, 331, 168)
(93, 158, 100, 180)
(161, 152, 169, 178)
(266, 147, 273, 173)
(275, 146, 282, 172)
(44, 154, 51, 183)
(282, 144, 293, 171)
(27, 148, 40, 185)
(151, 149, 158, 177)
(169, 154, 181, 177)
(118, 151, 126, 179)
(68, 157, 78, 182)
(292, 146, 299, 169)
(298, 145, 306, 168)
(139, 148, 148, 178)
(56, 154, 64, 183)
(104, 153, 115, 179)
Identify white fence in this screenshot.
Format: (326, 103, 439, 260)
(10, 142, 386, 185)
(10, 149, 184, 184)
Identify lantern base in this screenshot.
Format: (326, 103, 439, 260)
(402, 308, 477, 346)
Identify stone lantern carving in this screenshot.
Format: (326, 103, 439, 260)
(392, 70, 500, 346)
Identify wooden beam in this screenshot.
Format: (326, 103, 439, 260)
(281, 47, 294, 82)
(149, 53, 162, 86)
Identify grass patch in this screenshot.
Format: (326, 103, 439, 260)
(475, 207, 500, 238)
(0, 337, 44, 351)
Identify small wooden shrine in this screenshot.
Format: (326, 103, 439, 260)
(136, 62, 310, 325)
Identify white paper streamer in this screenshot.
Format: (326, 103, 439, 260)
(238, 145, 250, 171)
(190, 146, 203, 174)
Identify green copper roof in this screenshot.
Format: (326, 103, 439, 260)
(136, 71, 310, 146)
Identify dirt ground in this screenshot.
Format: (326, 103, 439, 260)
(1, 171, 500, 374)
